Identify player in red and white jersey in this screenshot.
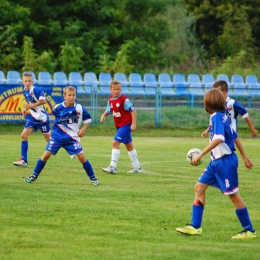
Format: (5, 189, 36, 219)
(100, 80, 142, 174)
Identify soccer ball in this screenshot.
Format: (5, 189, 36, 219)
(186, 148, 204, 166)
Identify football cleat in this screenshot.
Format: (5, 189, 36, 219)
(13, 158, 28, 167)
(176, 224, 202, 236)
(24, 175, 37, 183)
(90, 178, 99, 186)
(102, 166, 117, 174)
(231, 230, 256, 239)
(127, 167, 142, 173)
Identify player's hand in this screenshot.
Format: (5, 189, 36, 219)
(251, 129, 258, 137)
(24, 103, 31, 109)
(242, 156, 253, 170)
(22, 109, 27, 116)
(192, 153, 202, 165)
(100, 115, 105, 123)
(131, 123, 137, 131)
(201, 129, 209, 138)
(78, 129, 85, 137)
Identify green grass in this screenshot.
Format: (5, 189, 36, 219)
(0, 135, 260, 260)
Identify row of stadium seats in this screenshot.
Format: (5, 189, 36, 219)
(1, 70, 260, 97)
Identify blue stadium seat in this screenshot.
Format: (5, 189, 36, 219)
(144, 73, 158, 95)
(230, 83, 248, 97)
(54, 71, 69, 86)
(0, 70, 7, 84)
(204, 83, 213, 92)
(38, 71, 54, 85)
(84, 72, 99, 93)
(245, 75, 259, 86)
(114, 72, 131, 94)
(129, 73, 146, 95)
(7, 70, 22, 84)
(158, 73, 175, 95)
(99, 72, 112, 93)
(190, 83, 205, 96)
(231, 74, 246, 86)
(187, 74, 201, 86)
(23, 71, 38, 85)
(173, 73, 189, 87)
(69, 72, 84, 85)
(202, 74, 215, 87)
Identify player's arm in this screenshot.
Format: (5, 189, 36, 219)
(192, 139, 222, 165)
(124, 98, 137, 131)
(201, 127, 209, 138)
(244, 117, 258, 137)
(78, 122, 90, 137)
(234, 137, 253, 170)
(100, 101, 111, 123)
(130, 109, 137, 131)
(24, 99, 46, 110)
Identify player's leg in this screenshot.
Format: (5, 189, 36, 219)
(229, 192, 256, 239)
(102, 135, 121, 174)
(38, 122, 51, 142)
(24, 138, 59, 183)
(125, 141, 142, 173)
(77, 152, 99, 186)
(13, 126, 34, 166)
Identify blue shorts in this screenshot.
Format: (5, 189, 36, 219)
(25, 120, 50, 134)
(198, 153, 239, 195)
(45, 138, 83, 156)
(114, 124, 132, 144)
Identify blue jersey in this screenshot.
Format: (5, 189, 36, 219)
(226, 96, 248, 132)
(209, 112, 238, 160)
(51, 102, 92, 142)
(23, 85, 49, 123)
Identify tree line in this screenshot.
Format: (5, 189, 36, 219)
(1, 0, 260, 77)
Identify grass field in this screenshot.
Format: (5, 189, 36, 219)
(0, 134, 260, 260)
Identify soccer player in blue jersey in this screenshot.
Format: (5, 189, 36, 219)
(100, 80, 142, 174)
(24, 86, 99, 186)
(202, 80, 258, 137)
(176, 89, 256, 239)
(13, 73, 51, 167)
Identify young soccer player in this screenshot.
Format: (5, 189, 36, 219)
(202, 80, 258, 137)
(24, 86, 99, 186)
(13, 73, 51, 167)
(100, 80, 141, 174)
(176, 89, 256, 239)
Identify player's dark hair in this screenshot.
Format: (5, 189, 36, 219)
(213, 80, 228, 92)
(204, 89, 225, 114)
(110, 80, 122, 88)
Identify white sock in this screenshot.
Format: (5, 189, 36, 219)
(110, 149, 120, 169)
(128, 149, 140, 169)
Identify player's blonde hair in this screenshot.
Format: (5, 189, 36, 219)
(63, 86, 76, 95)
(23, 73, 33, 78)
(110, 80, 122, 88)
(204, 88, 225, 114)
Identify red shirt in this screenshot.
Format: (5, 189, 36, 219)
(109, 94, 133, 128)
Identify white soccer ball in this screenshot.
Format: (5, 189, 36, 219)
(186, 148, 204, 166)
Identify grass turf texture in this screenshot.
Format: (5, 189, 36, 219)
(0, 135, 260, 260)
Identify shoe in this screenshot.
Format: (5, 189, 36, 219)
(90, 178, 99, 186)
(102, 166, 117, 174)
(13, 158, 28, 167)
(24, 175, 37, 183)
(232, 230, 257, 239)
(70, 154, 76, 160)
(176, 224, 202, 236)
(127, 167, 142, 173)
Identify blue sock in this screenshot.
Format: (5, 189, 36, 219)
(83, 160, 96, 180)
(236, 207, 254, 232)
(191, 200, 204, 228)
(33, 159, 46, 179)
(21, 141, 28, 162)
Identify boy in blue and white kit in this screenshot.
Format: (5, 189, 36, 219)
(24, 86, 98, 186)
(176, 89, 256, 239)
(13, 73, 51, 167)
(202, 80, 258, 137)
